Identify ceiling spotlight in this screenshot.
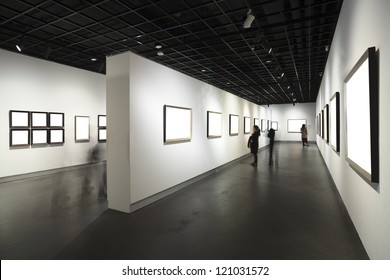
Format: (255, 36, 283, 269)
(16, 44, 22, 52)
(91, 58, 97, 62)
(325, 45, 329, 52)
(243, 9, 255, 29)
(281, 72, 284, 78)
(201, 69, 207, 72)
(287, 85, 291, 89)
(155, 43, 162, 49)
(268, 47, 272, 54)
(15, 37, 26, 52)
(157, 51, 164, 56)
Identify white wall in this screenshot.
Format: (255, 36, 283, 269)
(269, 103, 316, 142)
(316, 0, 390, 259)
(107, 52, 271, 211)
(0, 49, 106, 178)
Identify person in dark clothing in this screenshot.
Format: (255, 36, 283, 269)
(268, 128, 275, 165)
(300, 124, 309, 146)
(247, 125, 260, 167)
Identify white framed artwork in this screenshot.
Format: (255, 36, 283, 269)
(75, 116, 90, 142)
(207, 111, 222, 138)
(164, 105, 192, 143)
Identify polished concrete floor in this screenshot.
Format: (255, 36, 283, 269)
(0, 143, 369, 260)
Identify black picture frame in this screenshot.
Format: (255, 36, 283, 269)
(344, 47, 379, 184)
(229, 114, 239, 136)
(31, 129, 48, 145)
(31, 111, 48, 128)
(330, 92, 340, 152)
(98, 128, 107, 143)
(10, 129, 30, 147)
(98, 115, 106, 128)
(324, 104, 329, 144)
(49, 112, 64, 128)
(49, 129, 65, 144)
(9, 110, 30, 128)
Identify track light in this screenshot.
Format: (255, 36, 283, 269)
(16, 37, 26, 52)
(268, 47, 272, 54)
(157, 51, 164, 56)
(243, 9, 255, 29)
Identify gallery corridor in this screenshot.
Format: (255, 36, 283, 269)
(0, 142, 369, 260)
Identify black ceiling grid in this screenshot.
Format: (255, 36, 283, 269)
(0, 0, 343, 105)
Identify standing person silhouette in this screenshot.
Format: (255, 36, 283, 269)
(247, 125, 260, 167)
(300, 124, 309, 147)
(268, 127, 275, 165)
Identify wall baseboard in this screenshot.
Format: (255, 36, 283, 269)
(0, 161, 106, 184)
(129, 146, 268, 213)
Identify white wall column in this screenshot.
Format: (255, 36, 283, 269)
(106, 52, 131, 213)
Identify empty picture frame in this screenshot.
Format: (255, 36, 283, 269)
(254, 118, 259, 127)
(49, 112, 64, 127)
(344, 47, 379, 183)
(10, 129, 30, 147)
(287, 119, 306, 133)
(49, 129, 64, 144)
(207, 111, 222, 138)
(31, 129, 48, 145)
(229, 114, 239, 136)
(244, 117, 251, 134)
(271, 121, 278, 130)
(31, 111, 48, 128)
(164, 105, 192, 143)
(319, 112, 322, 137)
(330, 92, 340, 152)
(321, 110, 324, 138)
(75, 116, 90, 142)
(324, 104, 329, 143)
(9, 110, 30, 128)
(98, 115, 107, 128)
(261, 119, 267, 132)
(98, 128, 107, 142)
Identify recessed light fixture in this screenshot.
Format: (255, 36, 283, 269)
(266, 60, 272, 63)
(157, 51, 164, 56)
(201, 69, 206, 72)
(268, 47, 272, 54)
(281, 72, 284, 78)
(155, 43, 162, 49)
(16, 44, 22, 52)
(91, 58, 97, 61)
(287, 85, 291, 89)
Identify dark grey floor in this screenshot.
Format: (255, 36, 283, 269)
(0, 143, 369, 260)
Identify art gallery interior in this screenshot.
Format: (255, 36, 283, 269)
(0, 0, 390, 260)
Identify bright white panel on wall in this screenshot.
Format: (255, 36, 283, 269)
(10, 130, 29, 146)
(98, 115, 107, 127)
(32, 129, 47, 145)
(10, 111, 29, 127)
(254, 118, 259, 127)
(98, 128, 107, 141)
(244, 116, 251, 134)
(345, 58, 371, 174)
(164, 105, 192, 143)
(287, 119, 306, 133)
(271, 121, 278, 130)
(324, 106, 328, 142)
(49, 113, 64, 127)
(229, 114, 239, 135)
(31, 112, 47, 127)
(207, 111, 222, 138)
(261, 119, 267, 132)
(50, 129, 64, 144)
(75, 116, 90, 142)
(330, 97, 337, 149)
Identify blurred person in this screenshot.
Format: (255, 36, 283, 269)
(268, 127, 275, 165)
(300, 124, 309, 147)
(247, 125, 260, 167)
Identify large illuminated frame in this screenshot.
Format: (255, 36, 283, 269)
(207, 111, 222, 138)
(330, 92, 340, 152)
(164, 105, 192, 143)
(344, 47, 379, 183)
(323, 104, 329, 144)
(287, 119, 306, 133)
(75, 116, 90, 142)
(260, 119, 267, 132)
(229, 114, 239, 136)
(244, 117, 251, 134)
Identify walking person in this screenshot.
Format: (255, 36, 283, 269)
(268, 127, 275, 165)
(300, 124, 309, 146)
(247, 125, 260, 167)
